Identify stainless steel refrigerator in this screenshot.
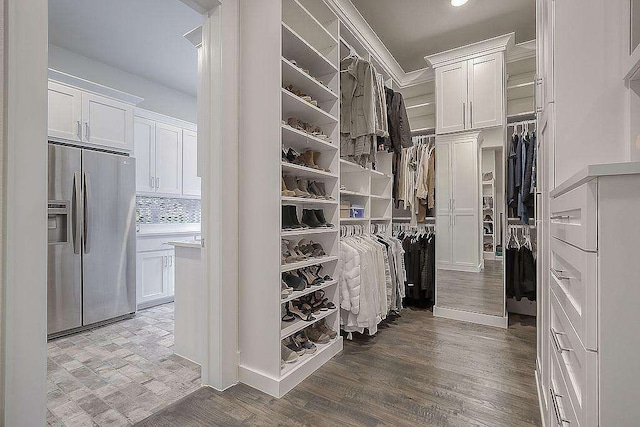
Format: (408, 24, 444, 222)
(48, 143, 136, 336)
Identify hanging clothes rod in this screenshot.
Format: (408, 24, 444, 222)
(507, 119, 537, 127)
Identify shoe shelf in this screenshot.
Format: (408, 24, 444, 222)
(280, 336, 342, 378)
(282, 89, 338, 125)
(340, 217, 370, 222)
(281, 196, 338, 206)
(370, 169, 392, 179)
(282, 58, 337, 103)
(281, 125, 336, 153)
(282, 162, 338, 179)
(282, 0, 338, 57)
(340, 158, 366, 173)
(282, 23, 337, 78)
(281, 228, 338, 237)
(281, 279, 338, 304)
(340, 189, 368, 197)
(369, 194, 391, 201)
(281, 307, 338, 339)
(281, 255, 338, 273)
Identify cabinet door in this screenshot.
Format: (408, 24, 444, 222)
(436, 214, 453, 267)
(48, 81, 82, 142)
(167, 252, 175, 297)
(136, 251, 170, 306)
(540, 0, 555, 108)
(133, 117, 156, 194)
(182, 129, 201, 196)
(436, 63, 468, 134)
(82, 92, 134, 153)
(435, 142, 451, 214)
(451, 139, 477, 214)
(155, 123, 183, 195)
(452, 214, 479, 268)
(468, 53, 504, 129)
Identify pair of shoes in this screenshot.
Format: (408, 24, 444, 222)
(297, 239, 326, 257)
(301, 209, 333, 228)
(282, 205, 308, 230)
(483, 215, 493, 222)
(484, 225, 493, 234)
(283, 176, 332, 199)
(281, 239, 308, 263)
(283, 330, 317, 357)
(306, 322, 332, 344)
(282, 271, 307, 292)
(285, 85, 319, 107)
(284, 147, 329, 172)
(281, 341, 299, 364)
(286, 300, 316, 321)
(299, 290, 336, 314)
(286, 118, 330, 141)
(315, 319, 338, 340)
(281, 280, 293, 299)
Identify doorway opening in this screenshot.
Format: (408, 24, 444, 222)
(46, 1, 206, 424)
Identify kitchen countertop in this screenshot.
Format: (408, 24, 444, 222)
(137, 223, 201, 237)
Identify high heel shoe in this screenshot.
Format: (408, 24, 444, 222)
(282, 272, 307, 291)
(288, 301, 315, 321)
(298, 268, 323, 286)
(287, 240, 307, 260)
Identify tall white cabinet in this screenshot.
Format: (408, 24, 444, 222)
(435, 132, 482, 272)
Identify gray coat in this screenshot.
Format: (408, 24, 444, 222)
(340, 57, 376, 139)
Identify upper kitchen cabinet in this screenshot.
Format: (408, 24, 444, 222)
(427, 34, 513, 135)
(182, 129, 201, 197)
(48, 80, 135, 153)
(133, 109, 199, 198)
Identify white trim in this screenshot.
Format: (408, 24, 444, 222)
(433, 306, 509, 329)
(184, 25, 203, 49)
(536, 369, 548, 427)
(134, 107, 197, 131)
(3, 0, 49, 425)
(426, 33, 515, 69)
(48, 69, 144, 105)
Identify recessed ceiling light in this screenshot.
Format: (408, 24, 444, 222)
(451, 0, 469, 6)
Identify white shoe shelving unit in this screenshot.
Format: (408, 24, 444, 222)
(239, 0, 342, 398)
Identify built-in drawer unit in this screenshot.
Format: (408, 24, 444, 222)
(550, 237, 598, 351)
(550, 347, 580, 426)
(550, 289, 598, 427)
(550, 181, 597, 252)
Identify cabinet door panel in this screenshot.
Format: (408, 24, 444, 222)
(155, 123, 183, 195)
(82, 93, 134, 152)
(452, 140, 477, 213)
(436, 214, 453, 267)
(182, 130, 201, 196)
(48, 81, 82, 142)
(452, 214, 479, 267)
(435, 142, 451, 214)
(133, 117, 156, 194)
(136, 251, 169, 306)
(468, 53, 503, 129)
(436, 63, 467, 134)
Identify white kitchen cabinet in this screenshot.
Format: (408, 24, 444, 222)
(435, 132, 482, 271)
(48, 80, 135, 153)
(82, 92, 134, 153)
(136, 249, 174, 308)
(134, 117, 156, 193)
(436, 62, 468, 134)
(182, 129, 201, 196)
(155, 122, 183, 195)
(468, 53, 504, 129)
(48, 81, 82, 142)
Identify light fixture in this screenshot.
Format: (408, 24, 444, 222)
(451, 0, 468, 6)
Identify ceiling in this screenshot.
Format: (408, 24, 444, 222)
(49, 0, 203, 96)
(350, 0, 535, 72)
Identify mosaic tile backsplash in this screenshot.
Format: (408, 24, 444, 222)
(136, 196, 201, 224)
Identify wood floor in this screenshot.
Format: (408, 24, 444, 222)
(136, 309, 541, 427)
(437, 260, 505, 316)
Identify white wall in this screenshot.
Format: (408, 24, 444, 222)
(49, 44, 197, 123)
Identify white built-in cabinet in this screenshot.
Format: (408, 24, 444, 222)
(48, 80, 134, 153)
(133, 112, 199, 198)
(136, 250, 175, 307)
(435, 131, 482, 272)
(428, 35, 512, 135)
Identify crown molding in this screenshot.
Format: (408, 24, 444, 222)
(179, 0, 221, 15)
(324, 1, 534, 89)
(425, 32, 515, 68)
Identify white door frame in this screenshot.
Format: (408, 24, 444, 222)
(1, 0, 239, 424)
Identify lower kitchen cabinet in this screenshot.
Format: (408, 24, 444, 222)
(136, 249, 175, 309)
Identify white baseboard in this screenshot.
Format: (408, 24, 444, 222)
(433, 306, 508, 328)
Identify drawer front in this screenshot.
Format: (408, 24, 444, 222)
(550, 289, 598, 427)
(550, 349, 580, 426)
(550, 181, 597, 251)
(550, 238, 598, 350)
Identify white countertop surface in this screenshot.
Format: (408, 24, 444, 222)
(551, 162, 640, 198)
(136, 223, 201, 237)
(168, 240, 203, 249)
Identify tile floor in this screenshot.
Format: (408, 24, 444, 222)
(47, 303, 201, 426)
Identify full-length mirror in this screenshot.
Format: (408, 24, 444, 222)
(434, 130, 506, 318)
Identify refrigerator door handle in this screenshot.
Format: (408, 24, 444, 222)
(83, 172, 91, 254)
(72, 172, 82, 255)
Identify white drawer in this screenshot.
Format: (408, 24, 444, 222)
(550, 238, 598, 351)
(550, 181, 597, 252)
(550, 289, 598, 427)
(550, 348, 580, 426)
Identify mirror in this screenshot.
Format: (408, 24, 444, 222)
(435, 129, 506, 318)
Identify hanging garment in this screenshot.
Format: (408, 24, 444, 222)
(398, 231, 435, 308)
(507, 134, 518, 208)
(340, 57, 376, 139)
(373, 72, 389, 138)
(385, 88, 412, 153)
